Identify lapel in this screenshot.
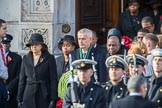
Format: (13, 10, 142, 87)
(26, 50, 49, 67)
(36, 50, 49, 66)
(6, 51, 12, 66)
(78, 46, 94, 59)
(26, 52, 34, 67)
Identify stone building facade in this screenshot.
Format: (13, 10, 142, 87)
(0, 0, 75, 55)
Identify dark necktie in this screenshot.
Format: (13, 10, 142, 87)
(0, 43, 7, 66)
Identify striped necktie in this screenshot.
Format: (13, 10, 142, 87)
(0, 43, 7, 66)
(83, 53, 86, 59)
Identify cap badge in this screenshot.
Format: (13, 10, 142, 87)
(80, 61, 85, 67)
(112, 57, 117, 64)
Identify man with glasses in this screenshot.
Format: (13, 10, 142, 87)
(141, 16, 156, 33)
(136, 28, 149, 41)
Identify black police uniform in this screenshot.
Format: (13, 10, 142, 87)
(63, 81, 106, 108)
(147, 75, 162, 107)
(63, 59, 106, 108)
(102, 80, 128, 107)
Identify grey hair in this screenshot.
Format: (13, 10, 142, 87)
(141, 16, 154, 25)
(144, 33, 158, 48)
(77, 28, 92, 38)
(127, 75, 146, 92)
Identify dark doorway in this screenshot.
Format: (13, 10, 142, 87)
(76, 0, 125, 45)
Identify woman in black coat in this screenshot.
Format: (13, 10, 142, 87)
(17, 33, 58, 108)
(56, 35, 76, 80)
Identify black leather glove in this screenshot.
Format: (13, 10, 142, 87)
(49, 100, 55, 108)
(18, 102, 23, 108)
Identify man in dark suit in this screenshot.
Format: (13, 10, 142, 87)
(2, 34, 22, 108)
(70, 28, 108, 83)
(91, 31, 101, 49)
(109, 75, 156, 108)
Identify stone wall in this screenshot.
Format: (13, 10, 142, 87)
(0, 0, 76, 55)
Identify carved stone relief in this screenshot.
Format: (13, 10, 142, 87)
(22, 28, 50, 50)
(31, 0, 51, 13)
(21, 0, 53, 22)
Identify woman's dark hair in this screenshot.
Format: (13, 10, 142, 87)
(29, 44, 48, 52)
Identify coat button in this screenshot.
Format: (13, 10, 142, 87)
(157, 100, 160, 103)
(120, 88, 123, 90)
(160, 89, 162, 92)
(90, 88, 93, 91)
(117, 96, 121, 98)
(90, 98, 93, 101)
(105, 86, 109, 90)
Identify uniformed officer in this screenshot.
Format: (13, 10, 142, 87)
(147, 48, 162, 107)
(63, 59, 106, 108)
(126, 54, 148, 77)
(102, 55, 128, 107)
(2, 34, 22, 108)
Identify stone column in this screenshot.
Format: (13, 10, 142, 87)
(53, 0, 76, 54)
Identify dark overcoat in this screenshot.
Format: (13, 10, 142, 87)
(17, 50, 58, 108)
(55, 55, 70, 80)
(70, 47, 108, 83)
(109, 95, 156, 108)
(6, 51, 22, 108)
(118, 9, 152, 39)
(63, 81, 106, 108)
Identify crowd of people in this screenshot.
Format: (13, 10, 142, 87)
(0, 0, 162, 108)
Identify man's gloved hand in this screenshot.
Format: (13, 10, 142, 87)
(49, 100, 56, 108)
(18, 102, 23, 108)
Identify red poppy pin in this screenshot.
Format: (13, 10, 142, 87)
(7, 56, 12, 62)
(160, 15, 162, 20)
(39, 57, 44, 63)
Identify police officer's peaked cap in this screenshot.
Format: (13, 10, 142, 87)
(72, 59, 97, 70)
(105, 55, 128, 71)
(2, 34, 13, 44)
(126, 54, 148, 66)
(107, 28, 121, 43)
(151, 49, 162, 57)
